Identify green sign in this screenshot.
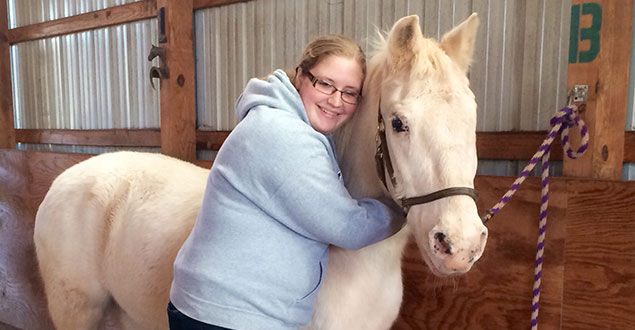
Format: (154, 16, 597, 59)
(569, 2, 603, 63)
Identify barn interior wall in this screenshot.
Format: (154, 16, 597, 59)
(13, 0, 635, 178)
(194, 0, 572, 134)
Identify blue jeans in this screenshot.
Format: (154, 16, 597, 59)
(167, 301, 233, 330)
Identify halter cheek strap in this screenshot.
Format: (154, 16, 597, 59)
(374, 101, 479, 215)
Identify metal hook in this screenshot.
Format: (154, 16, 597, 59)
(148, 45, 169, 90)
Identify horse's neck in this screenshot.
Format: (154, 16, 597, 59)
(334, 88, 385, 199)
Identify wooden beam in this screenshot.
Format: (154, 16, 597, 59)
(13, 129, 229, 151)
(193, 0, 250, 10)
(15, 129, 160, 147)
(562, 179, 635, 329)
(12, 128, 635, 161)
(564, 0, 633, 179)
(624, 131, 635, 164)
(5, 0, 252, 45)
(7, 0, 157, 44)
(157, 0, 196, 161)
(196, 130, 231, 151)
(0, 0, 15, 149)
(477, 131, 564, 161)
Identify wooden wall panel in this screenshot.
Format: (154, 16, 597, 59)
(0, 150, 89, 329)
(562, 180, 635, 330)
(2, 150, 635, 329)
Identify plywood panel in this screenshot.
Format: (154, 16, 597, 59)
(562, 179, 635, 330)
(2, 150, 635, 329)
(0, 150, 90, 329)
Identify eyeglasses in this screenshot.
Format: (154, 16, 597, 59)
(304, 71, 362, 105)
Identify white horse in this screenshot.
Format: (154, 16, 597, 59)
(34, 14, 485, 330)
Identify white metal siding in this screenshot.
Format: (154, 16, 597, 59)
(8, 0, 575, 173)
(11, 20, 160, 129)
(194, 0, 571, 132)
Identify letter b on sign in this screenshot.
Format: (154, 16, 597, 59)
(569, 2, 602, 63)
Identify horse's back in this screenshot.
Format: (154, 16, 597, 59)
(34, 151, 208, 329)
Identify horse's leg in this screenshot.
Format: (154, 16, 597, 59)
(35, 176, 113, 330)
(38, 263, 110, 330)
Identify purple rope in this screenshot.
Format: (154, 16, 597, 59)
(481, 106, 589, 330)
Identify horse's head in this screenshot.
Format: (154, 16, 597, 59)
(366, 14, 486, 276)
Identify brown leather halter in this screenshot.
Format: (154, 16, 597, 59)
(374, 107, 479, 214)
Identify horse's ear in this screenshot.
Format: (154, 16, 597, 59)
(441, 13, 479, 74)
(387, 15, 423, 68)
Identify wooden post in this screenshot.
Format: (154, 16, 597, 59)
(157, 0, 196, 161)
(0, 0, 15, 149)
(564, 0, 633, 179)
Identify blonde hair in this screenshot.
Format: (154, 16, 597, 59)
(293, 35, 366, 88)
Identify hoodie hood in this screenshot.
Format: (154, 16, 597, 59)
(235, 70, 308, 124)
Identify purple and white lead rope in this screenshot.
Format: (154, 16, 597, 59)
(481, 106, 589, 330)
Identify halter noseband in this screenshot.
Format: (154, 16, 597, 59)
(374, 105, 479, 215)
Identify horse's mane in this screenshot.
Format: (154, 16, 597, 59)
(367, 30, 463, 87)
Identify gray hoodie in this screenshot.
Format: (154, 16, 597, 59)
(170, 70, 404, 329)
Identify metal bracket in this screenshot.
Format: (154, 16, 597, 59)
(570, 84, 588, 103)
(148, 45, 169, 90)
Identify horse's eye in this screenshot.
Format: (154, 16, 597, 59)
(392, 116, 408, 133)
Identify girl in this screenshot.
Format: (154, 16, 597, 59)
(168, 34, 405, 330)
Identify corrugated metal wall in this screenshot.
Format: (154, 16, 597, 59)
(194, 0, 571, 170)
(8, 0, 160, 153)
(11, 22, 160, 129)
(195, 0, 572, 132)
(8, 0, 579, 171)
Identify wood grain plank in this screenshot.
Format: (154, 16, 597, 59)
(562, 180, 635, 330)
(159, 0, 196, 161)
(394, 176, 568, 329)
(15, 129, 161, 147)
(13, 129, 635, 161)
(0, 150, 91, 329)
(477, 131, 564, 161)
(477, 131, 635, 162)
(0, 0, 15, 148)
(14, 129, 231, 151)
(7, 0, 157, 45)
(195, 130, 230, 151)
(625, 131, 635, 163)
(564, 0, 632, 179)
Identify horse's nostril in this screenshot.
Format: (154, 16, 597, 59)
(434, 231, 452, 255)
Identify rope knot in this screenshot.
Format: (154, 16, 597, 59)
(549, 106, 575, 128)
(555, 106, 589, 159)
